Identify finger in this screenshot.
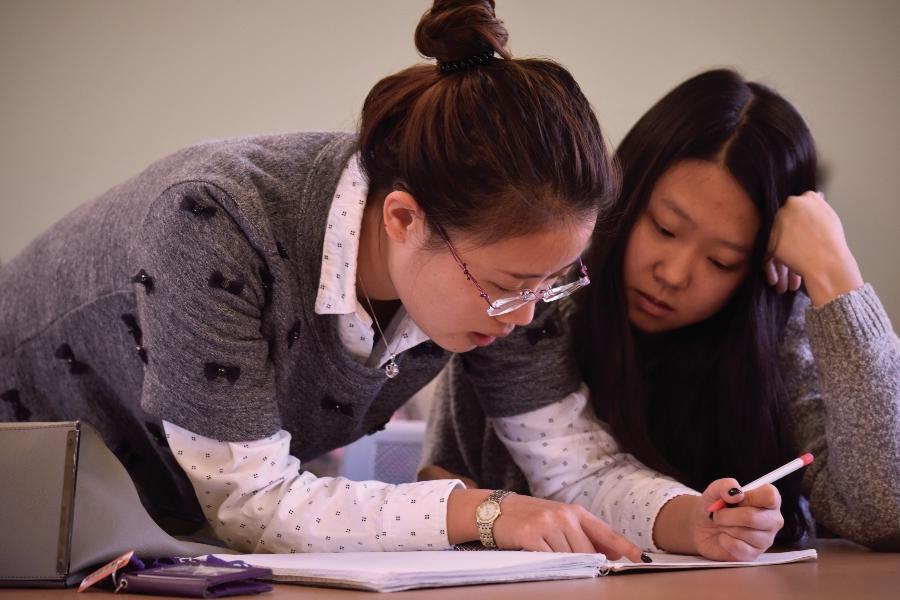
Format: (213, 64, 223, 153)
(742, 484, 781, 510)
(717, 532, 763, 562)
(788, 272, 803, 292)
(582, 517, 642, 562)
(764, 260, 778, 286)
(529, 539, 553, 553)
(705, 477, 743, 509)
(775, 263, 789, 294)
(713, 506, 783, 531)
(703, 477, 744, 520)
(543, 529, 573, 553)
(563, 527, 597, 554)
(716, 526, 778, 551)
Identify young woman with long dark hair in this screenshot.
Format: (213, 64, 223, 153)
(422, 69, 900, 558)
(0, 0, 651, 560)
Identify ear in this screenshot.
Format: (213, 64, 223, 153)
(382, 190, 426, 245)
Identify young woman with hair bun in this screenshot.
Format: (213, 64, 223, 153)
(0, 0, 650, 559)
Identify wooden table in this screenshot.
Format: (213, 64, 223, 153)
(2, 539, 898, 599)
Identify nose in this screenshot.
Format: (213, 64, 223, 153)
(495, 301, 537, 328)
(653, 247, 692, 291)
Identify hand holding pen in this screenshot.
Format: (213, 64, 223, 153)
(708, 454, 815, 513)
(658, 453, 815, 562)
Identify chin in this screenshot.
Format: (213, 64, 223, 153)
(429, 334, 475, 354)
(628, 309, 673, 334)
(631, 321, 664, 334)
(451, 341, 479, 353)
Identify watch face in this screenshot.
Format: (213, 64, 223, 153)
(476, 500, 500, 522)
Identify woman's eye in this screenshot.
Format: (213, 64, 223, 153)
(709, 259, 737, 272)
(653, 220, 675, 238)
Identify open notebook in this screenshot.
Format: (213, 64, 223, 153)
(209, 549, 817, 592)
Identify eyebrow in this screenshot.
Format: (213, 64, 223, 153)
(497, 261, 577, 281)
(717, 239, 752, 254)
(661, 197, 696, 227)
(660, 198, 752, 254)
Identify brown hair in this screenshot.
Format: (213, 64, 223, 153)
(359, 0, 615, 247)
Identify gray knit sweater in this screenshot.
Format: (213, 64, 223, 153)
(0, 132, 576, 529)
(423, 285, 900, 550)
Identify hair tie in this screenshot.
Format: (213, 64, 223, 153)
(437, 49, 496, 74)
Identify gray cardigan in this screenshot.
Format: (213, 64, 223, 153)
(423, 285, 900, 550)
(0, 132, 578, 529)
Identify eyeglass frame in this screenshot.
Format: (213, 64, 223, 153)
(431, 222, 591, 317)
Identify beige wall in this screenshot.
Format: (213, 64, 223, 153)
(1, 0, 898, 321)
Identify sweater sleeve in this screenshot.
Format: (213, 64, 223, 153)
(130, 182, 280, 441)
(781, 284, 900, 550)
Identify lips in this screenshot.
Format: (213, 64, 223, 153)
(633, 290, 674, 318)
(469, 329, 512, 347)
(469, 332, 497, 347)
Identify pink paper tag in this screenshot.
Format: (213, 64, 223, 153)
(78, 549, 134, 593)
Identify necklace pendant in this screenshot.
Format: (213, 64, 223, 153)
(385, 357, 400, 379)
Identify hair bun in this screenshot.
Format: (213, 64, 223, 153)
(415, 0, 510, 62)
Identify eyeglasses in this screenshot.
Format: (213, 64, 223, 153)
(433, 223, 591, 317)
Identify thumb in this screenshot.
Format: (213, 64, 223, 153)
(704, 478, 744, 513)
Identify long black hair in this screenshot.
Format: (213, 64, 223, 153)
(575, 69, 818, 543)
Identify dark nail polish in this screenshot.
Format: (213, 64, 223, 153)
(728, 488, 741, 496)
(641, 553, 653, 564)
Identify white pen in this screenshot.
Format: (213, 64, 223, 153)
(707, 453, 815, 513)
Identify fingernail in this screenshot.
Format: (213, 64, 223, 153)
(728, 488, 741, 496)
(641, 553, 653, 564)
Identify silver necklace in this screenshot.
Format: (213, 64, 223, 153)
(358, 276, 401, 379)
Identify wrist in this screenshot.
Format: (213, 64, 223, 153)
(652, 494, 699, 554)
(446, 488, 491, 545)
(475, 490, 515, 548)
(803, 250, 864, 307)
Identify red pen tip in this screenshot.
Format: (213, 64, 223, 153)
(800, 453, 814, 465)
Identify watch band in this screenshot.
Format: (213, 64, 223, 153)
(476, 489, 515, 548)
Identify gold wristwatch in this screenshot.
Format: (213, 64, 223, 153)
(475, 489, 515, 548)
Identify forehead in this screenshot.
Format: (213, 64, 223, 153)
(457, 218, 595, 278)
(650, 160, 759, 246)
